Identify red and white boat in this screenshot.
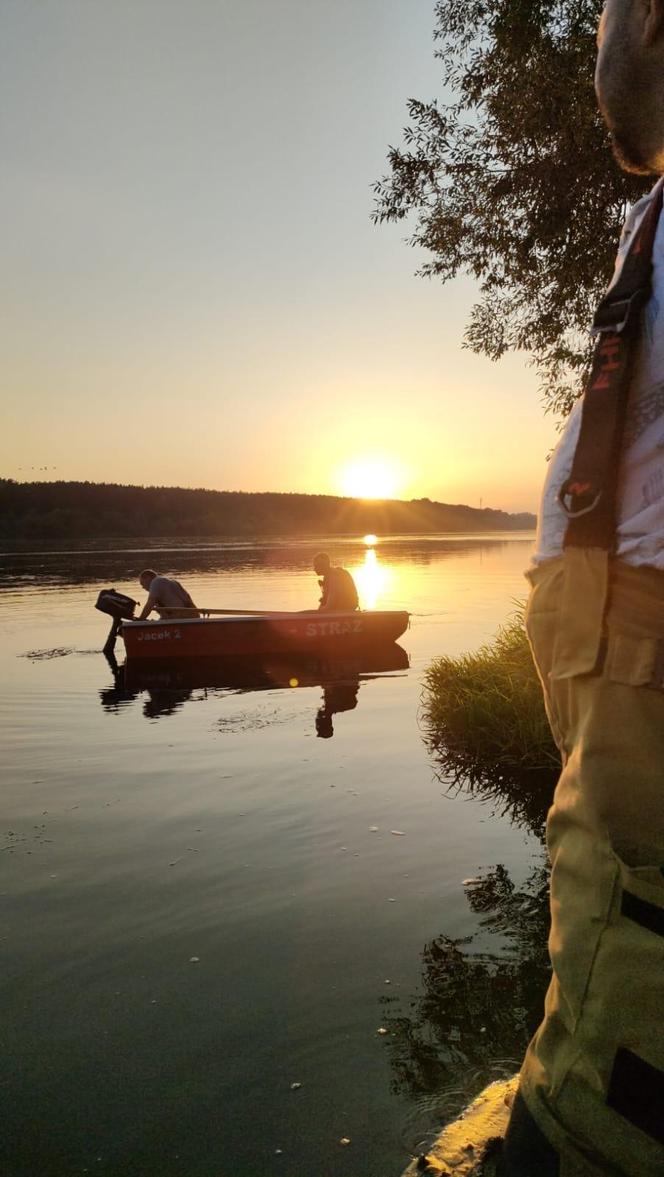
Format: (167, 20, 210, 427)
(120, 609, 409, 660)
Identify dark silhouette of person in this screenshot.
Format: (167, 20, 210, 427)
(313, 553, 358, 611)
(315, 680, 359, 738)
(137, 569, 199, 619)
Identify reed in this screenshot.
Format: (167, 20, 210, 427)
(422, 608, 558, 776)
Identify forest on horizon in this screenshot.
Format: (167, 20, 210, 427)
(0, 479, 535, 544)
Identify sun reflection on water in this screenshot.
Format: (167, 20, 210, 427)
(348, 540, 437, 613)
(352, 547, 393, 610)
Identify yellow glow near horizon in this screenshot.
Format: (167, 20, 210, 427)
(363, 533, 378, 546)
(337, 457, 402, 500)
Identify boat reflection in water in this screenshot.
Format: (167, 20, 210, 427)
(101, 642, 409, 734)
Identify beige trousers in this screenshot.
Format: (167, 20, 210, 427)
(520, 549, 664, 1176)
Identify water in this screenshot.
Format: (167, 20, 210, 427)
(1, 533, 547, 1177)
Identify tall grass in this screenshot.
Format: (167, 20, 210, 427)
(422, 609, 559, 835)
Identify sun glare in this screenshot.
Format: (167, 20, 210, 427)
(338, 457, 402, 500)
(352, 548, 392, 610)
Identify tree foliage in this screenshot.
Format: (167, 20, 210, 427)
(373, 0, 650, 416)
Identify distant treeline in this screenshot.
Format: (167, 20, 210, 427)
(0, 480, 535, 544)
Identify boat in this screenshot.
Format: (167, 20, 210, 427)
(119, 609, 409, 660)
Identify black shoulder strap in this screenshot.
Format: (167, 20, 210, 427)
(559, 181, 664, 550)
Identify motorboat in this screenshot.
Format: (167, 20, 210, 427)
(120, 609, 409, 660)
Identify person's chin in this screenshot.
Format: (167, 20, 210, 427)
(610, 129, 659, 176)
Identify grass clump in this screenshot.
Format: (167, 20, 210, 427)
(422, 609, 559, 830)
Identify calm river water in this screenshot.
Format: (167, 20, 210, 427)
(1, 533, 548, 1177)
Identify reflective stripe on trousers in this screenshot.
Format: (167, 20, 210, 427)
(516, 549, 664, 1177)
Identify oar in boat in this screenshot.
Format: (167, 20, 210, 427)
(156, 607, 290, 617)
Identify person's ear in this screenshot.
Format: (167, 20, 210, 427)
(644, 0, 664, 46)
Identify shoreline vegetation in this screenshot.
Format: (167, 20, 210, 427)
(0, 479, 535, 545)
(422, 608, 559, 838)
(391, 613, 557, 1175)
(392, 609, 558, 1164)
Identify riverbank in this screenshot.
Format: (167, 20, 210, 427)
(396, 611, 559, 1172)
(401, 1077, 518, 1176)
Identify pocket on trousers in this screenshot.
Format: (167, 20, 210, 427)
(549, 549, 610, 680)
(525, 559, 564, 689)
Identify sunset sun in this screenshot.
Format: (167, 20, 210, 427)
(337, 457, 402, 500)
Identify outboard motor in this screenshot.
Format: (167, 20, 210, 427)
(95, 589, 138, 654)
(95, 589, 138, 621)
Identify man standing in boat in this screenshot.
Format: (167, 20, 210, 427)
(137, 569, 200, 620)
(313, 553, 359, 611)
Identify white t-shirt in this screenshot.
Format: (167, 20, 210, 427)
(533, 184, 664, 570)
(148, 576, 195, 610)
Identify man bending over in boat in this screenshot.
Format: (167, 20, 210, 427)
(313, 553, 359, 611)
(137, 570, 200, 620)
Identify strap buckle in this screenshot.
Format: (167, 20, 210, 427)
(558, 478, 602, 518)
(591, 289, 646, 336)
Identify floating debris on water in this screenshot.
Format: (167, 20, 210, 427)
(339, 1138, 351, 1146)
(376, 1027, 388, 1036)
(189, 956, 200, 964)
(391, 830, 406, 836)
(22, 647, 75, 661)
(290, 1082, 302, 1091)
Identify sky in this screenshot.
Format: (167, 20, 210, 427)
(1, 0, 559, 514)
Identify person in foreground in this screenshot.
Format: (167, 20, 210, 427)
(313, 552, 359, 611)
(137, 570, 200, 620)
(498, 3, 664, 1174)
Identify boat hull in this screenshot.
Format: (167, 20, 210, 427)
(121, 610, 409, 660)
